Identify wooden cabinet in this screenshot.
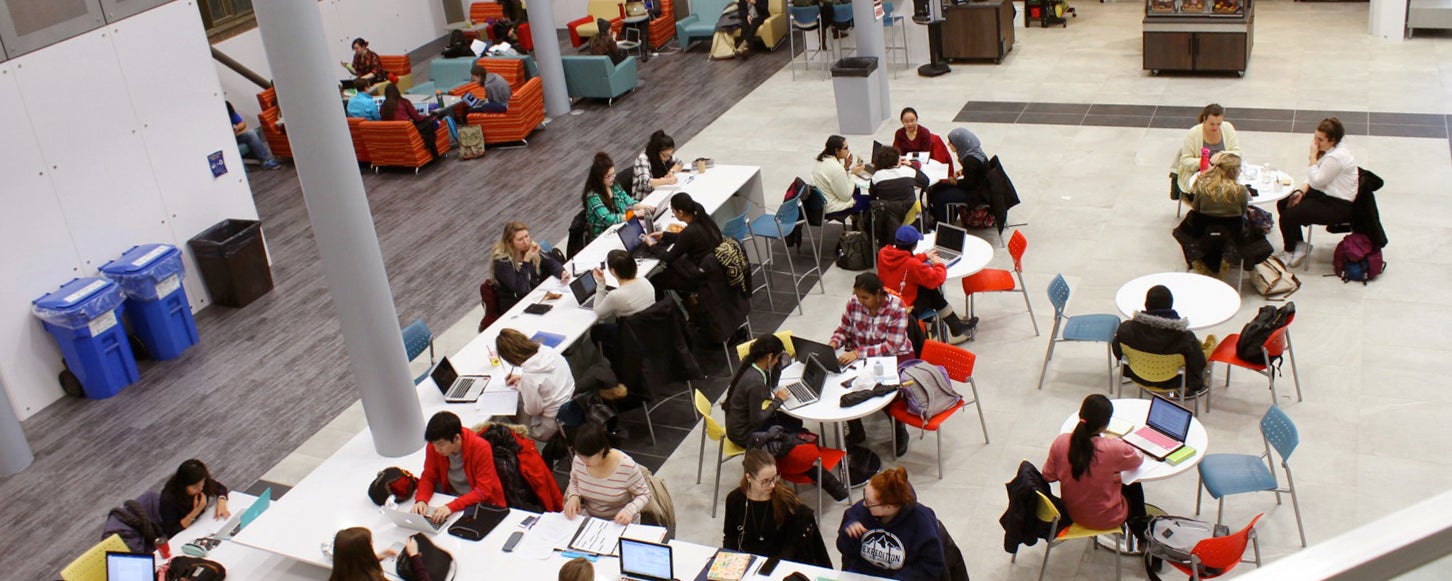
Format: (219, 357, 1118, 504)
(1142, 0, 1253, 75)
(941, 0, 1015, 63)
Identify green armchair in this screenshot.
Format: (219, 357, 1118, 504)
(561, 55, 639, 104)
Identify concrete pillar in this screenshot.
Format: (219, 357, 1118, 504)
(526, 0, 573, 117)
(1369, 0, 1408, 41)
(0, 379, 33, 476)
(852, 0, 892, 122)
(253, 2, 424, 457)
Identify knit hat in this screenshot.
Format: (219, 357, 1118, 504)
(895, 225, 923, 246)
(1145, 285, 1174, 311)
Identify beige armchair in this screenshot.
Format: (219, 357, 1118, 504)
(757, 0, 788, 49)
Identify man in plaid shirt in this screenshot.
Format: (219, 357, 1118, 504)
(828, 273, 914, 456)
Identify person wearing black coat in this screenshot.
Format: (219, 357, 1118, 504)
(691, 238, 752, 346)
(492, 221, 567, 311)
(617, 298, 703, 400)
(868, 145, 929, 250)
(1112, 285, 1210, 392)
(723, 450, 834, 568)
(926, 127, 991, 226)
(646, 194, 723, 295)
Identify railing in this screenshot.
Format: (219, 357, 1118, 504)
(1239, 489, 1452, 579)
(211, 47, 270, 90)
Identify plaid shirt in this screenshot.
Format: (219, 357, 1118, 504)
(585, 184, 632, 237)
(632, 152, 681, 201)
(830, 293, 912, 358)
(352, 50, 384, 79)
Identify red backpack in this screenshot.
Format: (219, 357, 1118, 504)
(1332, 233, 1384, 284)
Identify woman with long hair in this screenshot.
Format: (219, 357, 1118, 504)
(837, 467, 944, 579)
(644, 193, 723, 294)
(158, 459, 229, 536)
(581, 152, 650, 238)
(328, 527, 435, 581)
(1182, 152, 1251, 274)
(722, 449, 834, 567)
(1042, 394, 1148, 543)
(632, 130, 684, 198)
(491, 221, 568, 310)
(1174, 103, 1242, 195)
(810, 135, 870, 219)
(564, 422, 652, 524)
(379, 82, 442, 161)
(495, 328, 574, 442)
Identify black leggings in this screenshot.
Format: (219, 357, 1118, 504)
(911, 286, 950, 317)
(1123, 482, 1149, 542)
(1276, 189, 1353, 251)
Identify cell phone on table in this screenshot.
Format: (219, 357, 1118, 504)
(523, 303, 552, 315)
(502, 530, 525, 552)
(759, 556, 781, 575)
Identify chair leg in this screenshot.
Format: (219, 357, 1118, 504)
(1286, 467, 1307, 547)
(1287, 333, 1303, 402)
(970, 378, 989, 444)
(1037, 339, 1058, 390)
(750, 236, 777, 312)
(1019, 282, 1041, 337)
(644, 404, 657, 446)
(697, 428, 706, 484)
(816, 461, 824, 517)
(1037, 539, 1055, 581)
(1114, 534, 1122, 580)
(1106, 344, 1117, 394)
(803, 221, 825, 294)
(711, 440, 724, 518)
(1216, 497, 1224, 526)
(1195, 473, 1203, 515)
(779, 238, 805, 315)
(1267, 369, 1279, 405)
(936, 428, 944, 479)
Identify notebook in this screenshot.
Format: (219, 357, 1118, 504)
(531, 331, 566, 348)
(1122, 396, 1193, 460)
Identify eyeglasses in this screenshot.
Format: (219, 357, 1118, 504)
(751, 473, 780, 486)
(863, 500, 894, 509)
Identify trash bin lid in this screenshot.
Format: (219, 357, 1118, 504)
(33, 277, 122, 311)
(99, 244, 179, 275)
(831, 56, 879, 77)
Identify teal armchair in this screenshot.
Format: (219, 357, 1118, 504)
(678, 0, 735, 50)
(561, 55, 639, 104)
(406, 56, 478, 95)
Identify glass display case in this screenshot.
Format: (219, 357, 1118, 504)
(1145, 0, 1247, 18)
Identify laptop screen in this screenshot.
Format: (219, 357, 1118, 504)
(618, 219, 646, 252)
(620, 538, 673, 580)
(430, 357, 459, 391)
(462, 92, 481, 107)
(1145, 396, 1193, 441)
(570, 273, 598, 304)
(107, 552, 154, 581)
(802, 356, 828, 392)
(934, 224, 966, 253)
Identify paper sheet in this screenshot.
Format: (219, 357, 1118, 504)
(863, 357, 899, 385)
(476, 390, 519, 417)
(568, 516, 627, 555)
(514, 512, 581, 560)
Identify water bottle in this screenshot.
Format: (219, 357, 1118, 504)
(434, 90, 444, 108)
(1200, 148, 1211, 172)
(873, 361, 884, 381)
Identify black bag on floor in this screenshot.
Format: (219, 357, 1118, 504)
(836, 231, 872, 270)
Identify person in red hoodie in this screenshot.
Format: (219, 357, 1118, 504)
(876, 225, 976, 343)
(411, 412, 507, 524)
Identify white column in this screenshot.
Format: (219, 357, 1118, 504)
(852, 0, 893, 121)
(527, 0, 573, 117)
(253, 2, 424, 457)
(1369, 0, 1408, 41)
(0, 379, 33, 475)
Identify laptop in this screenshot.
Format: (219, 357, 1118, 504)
(570, 272, 599, 309)
(1121, 396, 1194, 461)
(932, 223, 968, 267)
(619, 538, 674, 581)
(617, 218, 651, 259)
(385, 507, 449, 534)
(106, 552, 154, 581)
(791, 336, 843, 373)
(430, 356, 490, 403)
(216, 487, 272, 539)
(781, 356, 829, 411)
(461, 92, 483, 108)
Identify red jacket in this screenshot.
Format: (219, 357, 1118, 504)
(416, 429, 507, 511)
(877, 245, 946, 309)
(510, 431, 565, 511)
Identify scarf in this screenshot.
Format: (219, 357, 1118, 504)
(948, 127, 987, 164)
(714, 239, 750, 296)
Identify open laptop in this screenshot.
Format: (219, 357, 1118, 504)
(791, 336, 843, 373)
(570, 272, 599, 309)
(217, 487, 272, 539)
(106, 552, 154, 581)
(932, 223, 968, 267)
(430, 356, 490, 403)
(461, 92, 483, 108)
(781, 356, 829, 411)
(619, 538, 674, 581)
(385, 507, 449, 534)
(618, 218, 653, 259)
(1121, 396, 1194, 460)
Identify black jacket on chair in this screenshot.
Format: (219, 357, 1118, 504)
(999, 460, 1063, 555)
(984, 156, 1022, 237)
(1351, 168, 1388, 249)
(693, 239, 753, 345)
(937, 519, 971, 581)
(618, 299, 704, 399)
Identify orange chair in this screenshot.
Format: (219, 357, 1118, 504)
(451, 58, 544, 146)
(378, 55, 413, 91)
(568, 0, 625, 47)
(346, 117, 372, 163)
(359, 120, 452, 173)
(257, 107, 292, 160)
(961, 230, 1038, 338)
(1207, 319, 1301, 404)
(256, 86, 278, 111)
(779, 443, 848, 517)
(470, 1, 505, 23)
(1166, 514, 1263, 580)
(888, 340, 988, 478)
(647, 0, 678, 50)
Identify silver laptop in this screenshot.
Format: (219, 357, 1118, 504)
(781, 356, 829, 411)
(385, 507, 449, 534)
(619, 538, 674, 581)
(570, 273, 598, 310)
(1122, 396, 1193, 460)
(430, 357, 489, 403)
(933, 223, 967, 267)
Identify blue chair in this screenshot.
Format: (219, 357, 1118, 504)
(677, 0, 735, 50)
(723, 206, 775, 312)
(560, 55, 639, 105)
(749, 180, 824, 315)
(882, 2, 907, 76)
(1196, 406, 1307, 547)
(402, 319, 434, 385)
(829, 2, 855, 59)
(788, 5, 826, 80)
(1036, 274, 1120, 392)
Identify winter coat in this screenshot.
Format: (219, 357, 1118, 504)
(838, 500, 946, 581)
(104, 491, 165, 553)
(1113, 310, 1207, 390)
(478, 423, 564, 512)
(1352, 168, 1388, 249)
(693, 239, 753, 344)
(983, 155, 1022, 236)
(415, 428, 507, 511)
(999, 460, 1063, 554)
(876, 245, 947, 309)
(618, 298, 703, 400)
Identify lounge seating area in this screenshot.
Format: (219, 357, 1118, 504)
(450, 57, 546, 146)
(677, 0, 734, 50)
(561, 55, 639, 104)
(569, 0, 626, 47)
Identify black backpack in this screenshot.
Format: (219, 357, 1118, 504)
(166, 556, 225, 581)
(480, 425, 544, 512)
(396, 533, 454, 581)
(1234, 302, 1294, 365)
(836, 231, 872, 270)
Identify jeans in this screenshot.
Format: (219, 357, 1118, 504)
(236, 128, 275, 163)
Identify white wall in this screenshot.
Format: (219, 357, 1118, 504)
(0, 0, 259, 420)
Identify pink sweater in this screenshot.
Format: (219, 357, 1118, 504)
(1042, 433, 1144, 530)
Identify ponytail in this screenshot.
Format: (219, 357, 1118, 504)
(725, 334, 784, 406)
(1068, 394, 1113, 480)
(669, 193, 722, 244)
(817, 135, 847, 162)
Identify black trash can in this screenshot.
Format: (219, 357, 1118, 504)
(187, 220, 275, 308)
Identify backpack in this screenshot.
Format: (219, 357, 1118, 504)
(835, 231, 872, 270)
(480, 424, 545, 512)
(1142, 516, 1229, 581)
(396, 533, 455, 581)
(478, 279, 501, 332)
(895, 359, 963, 423)
(710, 30, 738, 60)
(457, 125, 485, 160)
(367, 466, 418, 506)
(1250, 256, 1299, 299)
(1234, 302, 1294, 365)
(165, 556, 226, 581)
(1332, 233, 1385, 284)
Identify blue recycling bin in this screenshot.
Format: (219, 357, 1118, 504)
(32, 277, 139, 399)
(100, 244, 199, 360)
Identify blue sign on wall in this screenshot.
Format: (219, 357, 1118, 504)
(208, 150, 227, 178)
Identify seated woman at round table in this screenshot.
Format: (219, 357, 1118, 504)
(1177, 153, 1251, 275)
(329, 526, 434, 581)
(1041, 394, 1149, 547)
(379, 83, 442, 161)
(892, 107, 937, 158)
(631, 130, 684, 200)
(581, 152, 652, 238)
(159, 459, 230, 537)
(1174, 103, 1242, 197)
(722, 449, 835, 567)
(1276, 117, 1358, 268)
(564, 422, 653, 524)
(811, 135, 870, 223)
(643, 193, 723, 295)
(491, 221, 568, 311)
(837, 467, 945, 580)
(926, 127, 991, 226)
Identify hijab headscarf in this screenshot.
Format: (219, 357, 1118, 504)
(948, 127, 987, 164)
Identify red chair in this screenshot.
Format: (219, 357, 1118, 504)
(257, 107, 292, 160)
(567, 0, 626, 47)
(346, 117, 371, 163)
(888, 340, 988, 478)
(928, 133, 955, 175)
(1167, 514, 1263, 580)
(778, 443, 848, 517)
(1207, 318, 1301, 404)
(961, 230, 1039, 338)
(359, 120, 452, 173)
(377, 55, 413, 92)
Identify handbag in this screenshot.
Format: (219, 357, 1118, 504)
(397, 533, 455, 581)
(1250, 256, 1300, 299)
(447, 503, 510, 541)
(458, 125, 486, 160)
(164, 556, 226, 581)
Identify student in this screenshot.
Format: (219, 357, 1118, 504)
(891, 107, 936, 157)
(1276, 117, 1358, 267)
(328, 527, 436, 581)
(593, 249, 656, 320)
(469, 64, 512, 113)
(582, 152, 651, 238)
(734, 0, 771, 56)
(1174, 103, 1242, 195)
(588, 19, 627, 66)
(1181, 152, 1251, 275)
(1112, 285, 1215, 395)
(722, 449, 834, 567)
(926, 127, 990, 225)
(1042, 394, 1149, 546)
(564, 422, 652, 525)
(379, 83, 442, 161)
(158, 459, 230, 536)
(496, 329, 574, 442)
(876, 225, 976, 342)
(632, 130, 684, 198)
(869, 145, 928, 248)
(411, 412, 506, 522)
(346, 79, 380, 121)
(723, 335, 849, 500)
(492, 221, 568, 311)
(828, 273, 913, 366)
(837, 467, 945, 580)
(644, 193, 723, 294)
(811, 135, 870, 219)
(226, 101, 280, 170)
(340, 37, 385, 91)
(558, 556, 594, 581)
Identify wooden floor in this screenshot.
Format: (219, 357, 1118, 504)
(3, 38, 796, 579)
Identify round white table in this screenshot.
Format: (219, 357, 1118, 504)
(1115, 272, 1240, 330)
(782, 359, 897, 493)
(912, 229, 995, 280)
(1056, 398, 1209, 484)
(1186, 163, 1296, 206)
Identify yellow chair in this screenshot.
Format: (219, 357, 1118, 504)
(61, 534, 130, 581)
(1119, 344, 1207, 415)
(756, 0, 789, 49)
(733, 330, 795, 363)
(1012, 491, 1125, 581)
(694, 389, 747, 518)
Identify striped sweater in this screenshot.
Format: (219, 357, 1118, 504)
(566, 452, 652, 521)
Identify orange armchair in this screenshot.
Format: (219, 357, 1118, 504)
(257, 107, 292, 160)
(347, 117, 371, 163)
(450, 58, 544, 146)
(256, 87, 277, 111)
(647, 0, 678, 50)
(377, 55, 413, 91)
(470, 1, 505, 23)
(568, 0, 625, 47)
(360, 120, 452, 172)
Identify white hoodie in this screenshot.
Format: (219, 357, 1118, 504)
(519, 346, 574, 420)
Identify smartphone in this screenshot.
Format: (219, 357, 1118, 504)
(758, 556, 781, 575)
(502, 530, 525, 552)
(521, 515, 538, 527)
